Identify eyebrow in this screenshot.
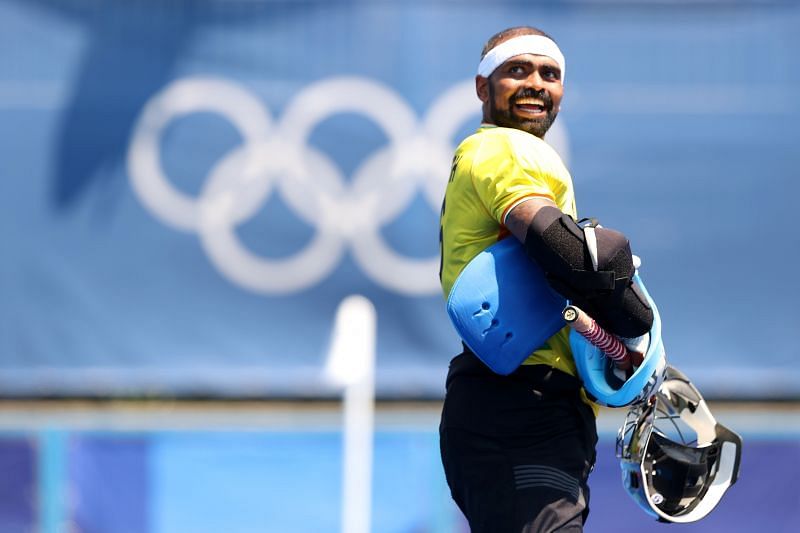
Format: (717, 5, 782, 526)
(505, 58, 562, 75)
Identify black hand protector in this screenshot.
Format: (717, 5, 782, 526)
(524, 206, 653, 337)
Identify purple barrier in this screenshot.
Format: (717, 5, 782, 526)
(0, 438, 36, 533)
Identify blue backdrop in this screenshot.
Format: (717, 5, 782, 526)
(1, 0, 799, 398)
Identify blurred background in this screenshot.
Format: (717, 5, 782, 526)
(1, 0, 798, 531)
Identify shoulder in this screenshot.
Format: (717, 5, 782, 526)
(463, 126, 558, 166)
(502, 128, 564, 167)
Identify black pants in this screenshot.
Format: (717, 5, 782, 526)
(439, 349, 597, 533)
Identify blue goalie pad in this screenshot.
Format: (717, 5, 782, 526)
(569, 273, 666, 407)
(446, 238, 566, 375)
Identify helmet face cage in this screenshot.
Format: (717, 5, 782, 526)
(617, 366, 742, 523)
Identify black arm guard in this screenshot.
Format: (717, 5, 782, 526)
(524, 206, 653, 338)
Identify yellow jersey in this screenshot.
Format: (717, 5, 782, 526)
(439, 124, 580, 378)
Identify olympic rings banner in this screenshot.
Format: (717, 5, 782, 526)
(2, 0, 799, 398)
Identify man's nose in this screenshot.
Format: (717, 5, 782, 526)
(527, 71, 546, 90)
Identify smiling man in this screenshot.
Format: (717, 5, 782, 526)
(438, 26, 652, 532)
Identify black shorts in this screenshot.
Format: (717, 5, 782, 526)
(439, 349, 598, 533)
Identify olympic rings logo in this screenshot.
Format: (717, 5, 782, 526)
(127, 76, 569, 295)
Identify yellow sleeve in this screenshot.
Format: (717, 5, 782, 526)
(470, 132, 559, 224)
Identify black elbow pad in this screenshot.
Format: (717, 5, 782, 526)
(524, 207, 653, 337)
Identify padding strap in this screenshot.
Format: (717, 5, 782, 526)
(572, 218, 612, 290)
(584, 225, 600, 272)
(566, 269, 616, 291)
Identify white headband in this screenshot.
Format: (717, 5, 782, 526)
(477, 34, 566, 83)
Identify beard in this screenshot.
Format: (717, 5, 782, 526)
(488, 85, 558, 138)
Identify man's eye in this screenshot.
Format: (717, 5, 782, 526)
(509, 65, 525, 74)
(543, 69, 560, 80)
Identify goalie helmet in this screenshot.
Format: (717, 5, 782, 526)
(616, 365, 742, 523)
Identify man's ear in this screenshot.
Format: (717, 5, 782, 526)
(475, 75, 489, 103)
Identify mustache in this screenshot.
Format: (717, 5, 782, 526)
(512, 88, 553, 109)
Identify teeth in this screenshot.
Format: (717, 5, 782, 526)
(516, 98, 544, 106)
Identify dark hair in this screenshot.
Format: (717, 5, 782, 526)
(480, 26, 556, 59)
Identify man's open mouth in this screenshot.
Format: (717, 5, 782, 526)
(514, 97, 547, 115)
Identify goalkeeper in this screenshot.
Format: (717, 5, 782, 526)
(438, 25, 652, 532)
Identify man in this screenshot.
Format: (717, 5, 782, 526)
(438, 26, 652, 532)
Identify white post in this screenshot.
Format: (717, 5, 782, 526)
(325, 295, 377, 533)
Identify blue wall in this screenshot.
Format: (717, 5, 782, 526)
(1, 0, 799, 398)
